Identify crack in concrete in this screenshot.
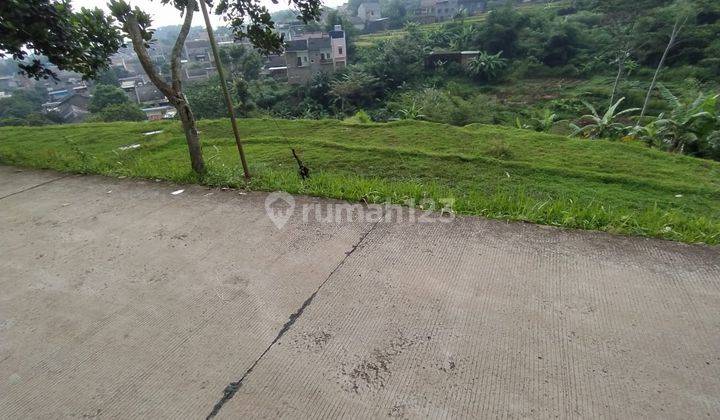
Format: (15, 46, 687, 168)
(205, 212, 385, 419)
(0, 174, 71, 200)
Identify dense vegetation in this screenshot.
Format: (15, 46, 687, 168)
(1, 119, 718, 244)
(3, 1, 719, 161)
(185, 0, 720, 161)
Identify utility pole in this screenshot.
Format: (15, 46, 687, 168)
(198, 0, 251, 180)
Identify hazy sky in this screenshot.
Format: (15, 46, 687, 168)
(72, 0, 344, 28)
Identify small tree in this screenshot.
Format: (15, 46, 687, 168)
(654, 85, 719, 153)
(89, 84, 131, 113)
(108, 0, 322, 175)
(3, 0, 322, 175)
(570, 98, 639, 140)
(467, 51, 508, 82)
(330, 69, 380, 114)
(0, 0, 122, 80)
(92, 102, 147, 122)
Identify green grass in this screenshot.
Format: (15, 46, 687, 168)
(1, 118, 719, 244)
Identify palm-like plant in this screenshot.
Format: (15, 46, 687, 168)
(628, 119, 662, 147)
(654, 85, 719, 152)
(570, 97, 639, 139)
(466, 51, 507, 82)
(397, 101, 426, 120)
(330, 70, 380, 114)
(426, 27, 451, 48)
(450, 25, 478, 51)
(530, 109, 558, 132)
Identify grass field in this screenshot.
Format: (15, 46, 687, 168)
(1, 118, 719, 244)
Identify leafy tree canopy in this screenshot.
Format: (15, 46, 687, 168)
(90, 102, 147, 122)
(0, 86, 48, 119)
(89, 84, 132, 113)
(216, 0, 322, 53)
(0, 0, 123, 80)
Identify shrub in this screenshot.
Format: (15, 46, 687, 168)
(485, 140, 514, 160)
(92, 103, 147, 122)
(570, 97, 639, 140)
(353, 110, 372, 123)
(0, 117, 26, 126)
(466, 51, 508, 83)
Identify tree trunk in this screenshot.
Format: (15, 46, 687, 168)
(610, 54, 624, 107)
(119, 3, 207, 175)
(175, 97, 205, 175)
(639, 18, 684, 120)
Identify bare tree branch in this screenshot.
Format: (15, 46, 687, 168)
(171, 0, 196, 92)
(639, 15, 688, 120)
(125, 14, 174, 98)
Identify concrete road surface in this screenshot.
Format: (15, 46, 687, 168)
(1, 165, 719, 419)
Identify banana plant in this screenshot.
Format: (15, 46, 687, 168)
(629, 118, 663, 147)
(570, 97, 639, 139)
(530, 109, 558, 132)
(654, 85, 719, 152)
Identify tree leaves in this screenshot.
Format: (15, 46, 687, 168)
(0, 0, 123, 80)
(215, 0, 322, 54)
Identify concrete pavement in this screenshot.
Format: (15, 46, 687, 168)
(0, 165, 719, 418)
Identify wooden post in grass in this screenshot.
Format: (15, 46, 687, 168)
(199, 0, 251, 180)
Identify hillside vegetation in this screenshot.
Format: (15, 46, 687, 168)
(354, 1, 555, 48)
(1, 119, 718, 244)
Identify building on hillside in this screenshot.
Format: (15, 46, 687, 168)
(46, 83, 89, 102)
(42, 94, 90, 123)
(264, 54, 288, 80)
(0, 74, 33, 92)
(349, 2, 390, 32)
(424, 50, 480, 69)
(119, 75, 146, 90)
(183, 65, 217, 81)
(366, 17, 391, 32)
(119, 78, 169, 108)
(348, 16, 366, 31)
(141, 105, 176, 121)
(183, 39, 213, 63)
(415, 0, 485, 23)
(0, 75, 20, 92)
(276, 23, 307, 41)
(134, 84, 167, 107)
(459, 0, 486, 15)
(48, 89, 71, 102)
(357, 2, 381, 22)
(110, 48, 167, 75)
(283, 26, 347, 84)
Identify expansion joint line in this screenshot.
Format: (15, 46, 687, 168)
(205, 211, 385, 419)
(0, 173, 72, 200)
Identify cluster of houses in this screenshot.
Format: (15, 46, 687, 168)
(336, 0, 488, 29)
(0, 34, 229, 124)
(264, 25, 348, 85)
(415, 0, 487, 23)
(0, 0, 499, 124)
(336, 2, 389, 32)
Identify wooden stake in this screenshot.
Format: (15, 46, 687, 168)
(198, 0, 251, 180)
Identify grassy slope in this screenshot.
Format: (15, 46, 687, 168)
(1, 118, 719, 244)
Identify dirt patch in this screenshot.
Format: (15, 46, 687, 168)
(340, 334, 430, 393)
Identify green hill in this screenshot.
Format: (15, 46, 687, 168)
(354, 1, 565, 48)
(1, 118, 719, 243)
